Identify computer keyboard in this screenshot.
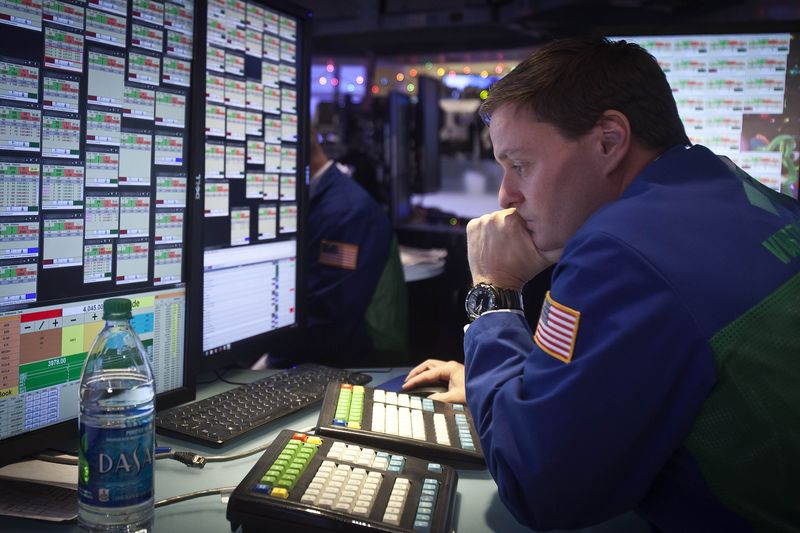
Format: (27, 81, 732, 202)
(155, 364, 372, 447)
(315, 384, 485, 470)
(226, 429, 458, 532)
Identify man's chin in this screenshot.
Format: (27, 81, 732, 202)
(529, 234, 563, 263)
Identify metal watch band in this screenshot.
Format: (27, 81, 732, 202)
(494, 287, 524, 312)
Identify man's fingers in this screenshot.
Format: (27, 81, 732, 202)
(405, 359, 445, 382)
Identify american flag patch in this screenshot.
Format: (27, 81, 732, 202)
(534, 291, 580, 363)
(319, 240, 358, 270)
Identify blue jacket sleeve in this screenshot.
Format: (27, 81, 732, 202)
(305, 197, 391, 335)
(270, 182, 393, 366)
(464, 232, 716, 529)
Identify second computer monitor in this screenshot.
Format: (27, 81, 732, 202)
(191, 0, 308, 372)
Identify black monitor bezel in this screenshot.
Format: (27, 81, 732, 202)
(187, 0, 311, 374)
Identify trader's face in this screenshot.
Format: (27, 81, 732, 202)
(490, 105, 610, 254)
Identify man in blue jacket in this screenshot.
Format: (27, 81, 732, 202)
(404, 38, 800, 532)
(267, 132, 407, 368)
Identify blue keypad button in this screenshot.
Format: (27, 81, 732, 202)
(413, 519, 431, 532)
(332, 418, 347, 426)
(427, 463, 442, 473)
(453, 404, 464, 411)
(254, 483, 271, 493)
(419, 494, 434, 503)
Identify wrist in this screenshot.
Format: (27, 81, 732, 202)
(465, 282, 524, 321)
(471, 275, 523, 292)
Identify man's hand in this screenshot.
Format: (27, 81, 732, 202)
(467, 208, 560, 289)
(402, 359, 466, 404)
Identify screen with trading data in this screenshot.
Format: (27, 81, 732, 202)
(615, 32, 799, 199)
(197, 0, 306, 369)
(0, 0, 195, 462)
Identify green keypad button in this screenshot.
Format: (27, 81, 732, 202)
(252, 435, 324, 497)
(333, 384, 367, 427)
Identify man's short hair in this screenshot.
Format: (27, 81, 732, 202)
(480, 37, 690, 150)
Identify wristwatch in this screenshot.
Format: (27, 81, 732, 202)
(465, 283, 524, 321)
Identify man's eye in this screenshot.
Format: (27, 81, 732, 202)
(512, 164, 525, 176)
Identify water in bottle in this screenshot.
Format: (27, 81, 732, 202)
(78, 298, 155, 532)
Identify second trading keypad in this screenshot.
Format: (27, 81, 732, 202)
(226, 430, 458, 533)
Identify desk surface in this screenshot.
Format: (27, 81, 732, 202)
(3, 368, 650, 533)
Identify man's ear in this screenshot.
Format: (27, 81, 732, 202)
(596, 110, 631, 172)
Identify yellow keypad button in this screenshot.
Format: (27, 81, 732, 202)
(270, 488, 289, 499)
(347, 422, 361, 429)
(306, 436, 323, 446)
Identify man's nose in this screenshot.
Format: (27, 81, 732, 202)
(498, 175, 521, 209)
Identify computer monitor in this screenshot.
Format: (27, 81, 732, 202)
(414, 75, 442, 194)
(190, 0, 309, 373)
(387, 90, 414, 224)
(613, 30, 798, 199)
(0, 0, 196, 467)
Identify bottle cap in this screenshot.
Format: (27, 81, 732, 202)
(103, 298, 132, 320)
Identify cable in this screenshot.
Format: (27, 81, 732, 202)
(33, 426, 315, 469)
(213, 369, 251, 386)
(31, 452, 173, 466)
(196, 365, 235, 385)
(154, 486, 238, 508)
(200, 441, 273, 463)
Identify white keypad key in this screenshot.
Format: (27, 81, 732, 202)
(385, 391, 397, 405)
(382, 477, 410, 525)
(385, 405, 399, 435)
(398, 407, 412, 438)
(352, 505, 369, 516)
(327, 443, 345, 460)
(373, 389, 385, 403)
(371, 402, 385, 433)
(397, 393, 410, 408)
(411, 409, 426, 440)
(433, 413, 451, 445)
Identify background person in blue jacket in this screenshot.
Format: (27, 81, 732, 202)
(265, 131, 407, 368)
(404, 37, 800, 532)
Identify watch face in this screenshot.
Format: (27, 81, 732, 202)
(466, 285, 496, 320)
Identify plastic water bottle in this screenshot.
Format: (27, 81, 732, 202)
(78, 298, 155, 532)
